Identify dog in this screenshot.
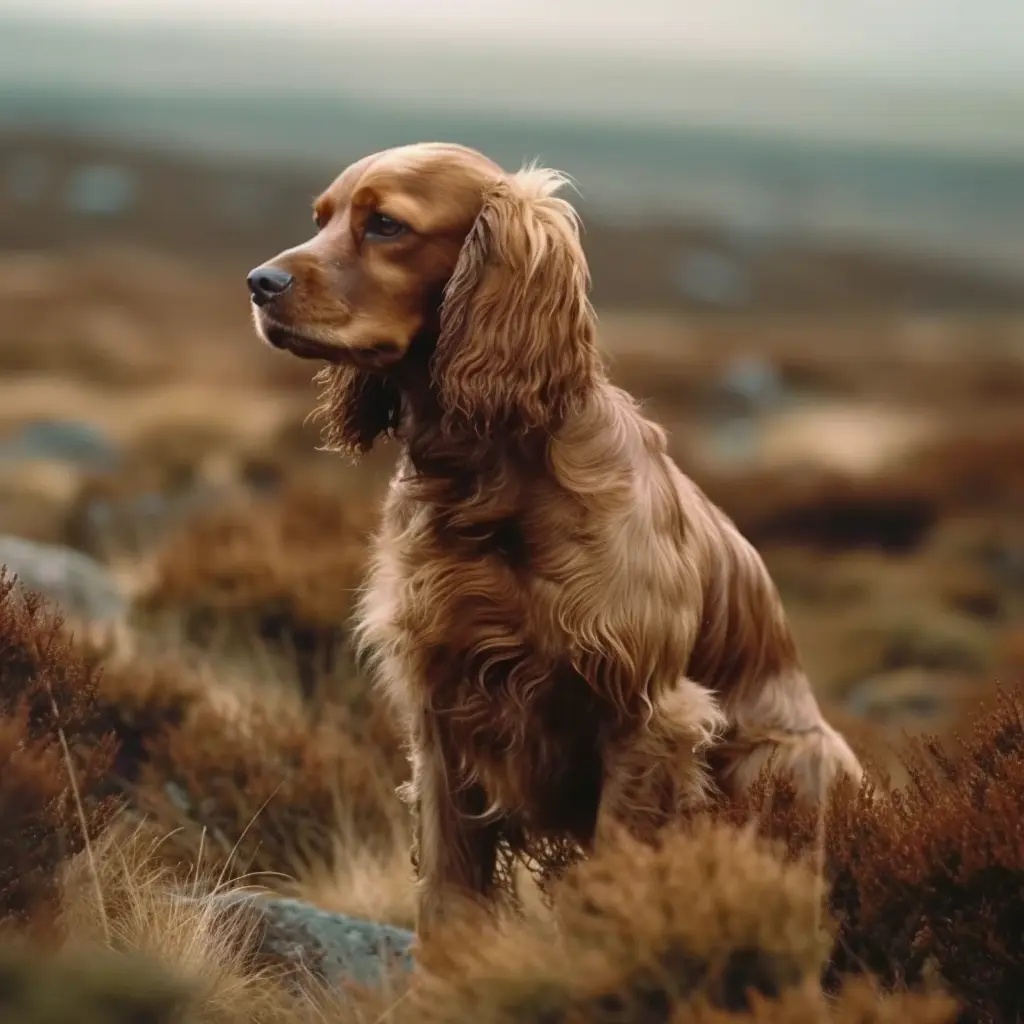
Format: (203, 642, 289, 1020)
(247, 142, 863, 940)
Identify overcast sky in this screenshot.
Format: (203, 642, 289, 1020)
(3, 0, 1024, 88)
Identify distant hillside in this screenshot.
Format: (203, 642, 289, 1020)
(4, 86, 1024, 276)
(2, 16, 1024, 274)
(2, 131, 1022, 314)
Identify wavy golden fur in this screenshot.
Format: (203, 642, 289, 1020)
(247, 142, 863, 941)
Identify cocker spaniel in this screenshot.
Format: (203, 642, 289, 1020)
(247, 142, 863, 940)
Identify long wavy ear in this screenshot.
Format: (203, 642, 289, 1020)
(312, 364, 402, 458)
(432, 167, 601, 437)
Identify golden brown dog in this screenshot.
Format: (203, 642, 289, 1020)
(247, 141, 863, 941)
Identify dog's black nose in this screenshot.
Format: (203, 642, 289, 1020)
(247, 266, 294, 306)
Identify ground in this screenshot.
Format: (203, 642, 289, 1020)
(0, 203, 1023, 1022)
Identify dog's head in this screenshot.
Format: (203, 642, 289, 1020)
(248, 142, 599, 455)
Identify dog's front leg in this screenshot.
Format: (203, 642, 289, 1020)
(412, 724, 502, 945)
(594, 681, 725, 847)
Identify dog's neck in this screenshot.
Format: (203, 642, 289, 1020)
(372, 329, 552, 483)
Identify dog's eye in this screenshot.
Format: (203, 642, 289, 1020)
(365, 212, 408, 240)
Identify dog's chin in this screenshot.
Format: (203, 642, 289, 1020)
(260, 323, 341, 362)
(258, 322, 403, 369)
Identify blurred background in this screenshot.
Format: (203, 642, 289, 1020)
(1, 0, 1023, 759)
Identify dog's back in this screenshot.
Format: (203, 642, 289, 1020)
(672, 468, 864, 799)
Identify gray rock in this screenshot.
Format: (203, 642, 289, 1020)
(0, 535, 126, 623)
(673, 247, 751, 308)
(843, 668, 966, 725)
(206, 893, 414, 990)
(64, 163, 137, 217)
(983, 541, 1024, 592)
(706, 415, 761, 467)
(718, 354, 784, 412)
(0, 419, 118, 469)
(73, 482, 228, 558)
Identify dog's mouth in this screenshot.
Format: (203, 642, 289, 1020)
(258, 321, 341, 362)
(258, 319, 406, 371)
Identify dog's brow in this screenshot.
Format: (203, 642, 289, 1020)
(312, 197, 335, 223)
(375, 191, 434, 230)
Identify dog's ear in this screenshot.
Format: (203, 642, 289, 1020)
(313, 364, 401, 458)
(432, 168, 600, 437)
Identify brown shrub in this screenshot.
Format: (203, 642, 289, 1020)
(397, 977, 955, 1024)
(124, 665, 406, 887)
(56, 822, 355, 1024)
(0, 941, 191, 1024)
(63, 456, 222, 561)
(403, 820, 954, 1024)
(413, 821, 827, 1022)
(911, 417, 1024, 513)
(552, 821, 829, 1014)
(0, 571, 121, 929)
(0, 822, 359, 1024)
(994, 629, 1024, 682)
(698, 415, 1024, 555)
(129, 480, 378, 704)
(700, 468, 938, 554)
(688, 981, 954, 1024)
(716, 685, 1024, 1024)
(33, 606, 408, 907)
(73, 627, 207, 785)
(1, 567, 406, 931)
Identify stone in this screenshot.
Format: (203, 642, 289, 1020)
(673, 247, 750, 308)
(0, 419, 118, 469)
(70, 481, 227, 559)
(843, 668, 969, 726)
(717, 354, 784, 412)
(0, 535, 126, 623)
(64, 163, 137, 217)
(205, 893, 414, 990)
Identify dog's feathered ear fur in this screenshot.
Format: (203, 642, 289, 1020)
(313, 364, 402, 458)
(431, 167, 601, 437)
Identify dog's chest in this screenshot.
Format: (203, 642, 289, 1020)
(365, 500, 608, 832)
(440, 662, 606, 836)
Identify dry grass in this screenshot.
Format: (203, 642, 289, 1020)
(56, 822, 357, 1024)
(3, 454, 1019, 1024)
(0, 571, 122, 931)
(712, 685, 1024, 1024)
(1, 247, 1023, 1022)
(127, 478, 381, 703)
